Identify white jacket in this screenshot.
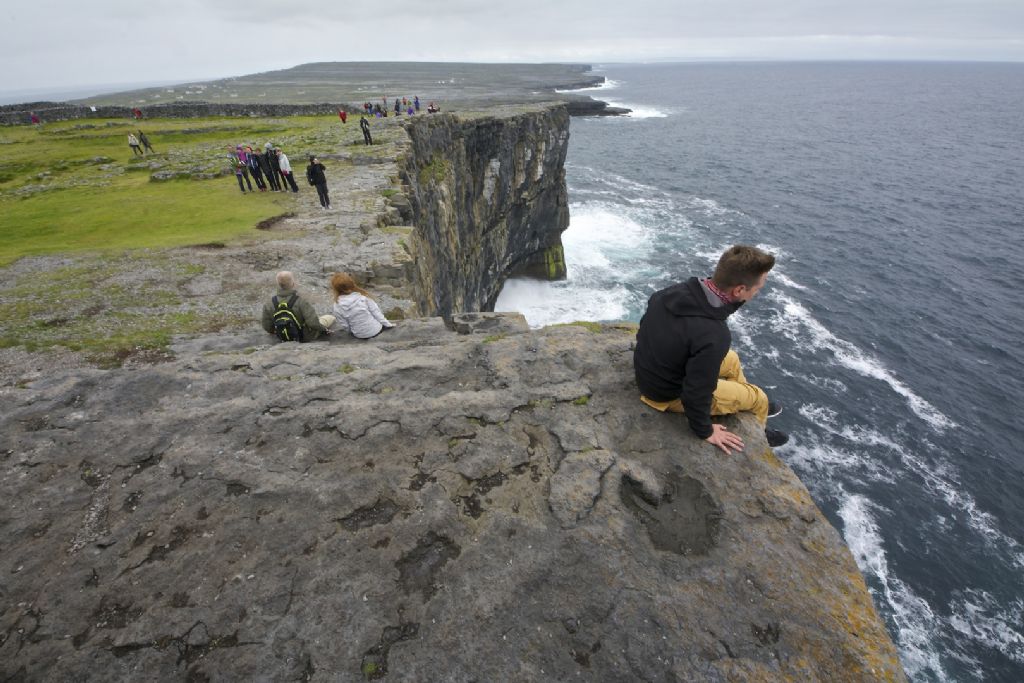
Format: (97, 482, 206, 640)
(278, 153, 292, 173)
(331, 292, 394, 339)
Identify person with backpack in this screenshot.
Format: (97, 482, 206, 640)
(261, 271, 329, 342)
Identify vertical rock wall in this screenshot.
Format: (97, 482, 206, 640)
(399, 106, 570, 317)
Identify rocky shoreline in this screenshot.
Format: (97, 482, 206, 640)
(0, 104, 906, 681)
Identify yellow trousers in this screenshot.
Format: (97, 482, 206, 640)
(640, 350, 769, 424)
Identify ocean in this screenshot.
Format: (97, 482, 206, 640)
(495, 62, 1024, 682)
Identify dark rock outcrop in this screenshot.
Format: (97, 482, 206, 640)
(0, 320, 906, 681)
(399, 108, 571, 317)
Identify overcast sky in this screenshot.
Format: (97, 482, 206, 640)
(5, 0, 1024, 96)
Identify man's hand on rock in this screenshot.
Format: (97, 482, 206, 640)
(706, 423, 744, 455)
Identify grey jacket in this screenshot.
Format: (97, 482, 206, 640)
(331, 292, 393, 339)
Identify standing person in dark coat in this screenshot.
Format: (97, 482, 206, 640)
(245, 146, 267, 191)
(394, 98, 401, 116)
(360, 116, 373, 145)
(414, 95, 420, 112)
(633, 245, 788, 453)
(306, 156, 330, 209)
(138, 130, 155, 153)
(264, 143, 283, 191)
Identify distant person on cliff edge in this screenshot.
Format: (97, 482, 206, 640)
(338, 109, 347, 123)
(128, 133, 143, 156)
(276, 148, 299, 193)
(360, 116, 373, 145)
(306, 155, 330, 209)
(245, 146, 267, 191)
(138, 130, 155, 153)
(261, 271, 329, 342)
(262, 143, 282, 191)
(633, 244, 788, 454)
(229, 147, 252, 193)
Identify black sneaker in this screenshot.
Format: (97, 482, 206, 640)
(765, 428, 789, 448)
(767, 401, 783, 418)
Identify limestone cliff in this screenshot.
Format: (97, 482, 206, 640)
(0, 105, 907, 681)
(397, 107, 570, 317)
(0, 318, 906, 681)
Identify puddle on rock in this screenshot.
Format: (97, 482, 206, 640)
(619, 472, 722, 556)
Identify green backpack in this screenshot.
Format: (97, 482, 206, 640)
(272, 294, 303, 342)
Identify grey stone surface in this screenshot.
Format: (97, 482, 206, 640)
(0, 100, 902, 682)
(0, 321, 905, 681)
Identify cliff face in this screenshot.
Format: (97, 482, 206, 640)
(0, 105, 907, 681)
(398, 108, 570, 317)
(0, 319, 907, 681)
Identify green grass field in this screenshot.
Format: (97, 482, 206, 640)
(0, 114, 389, 265)
(0, 113, 407, 365)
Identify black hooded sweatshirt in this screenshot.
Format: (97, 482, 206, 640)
(633, 277, 743, 439)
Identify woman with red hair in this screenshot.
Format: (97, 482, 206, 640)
(329, 273, 395, 339)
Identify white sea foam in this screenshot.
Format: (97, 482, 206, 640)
(494, 279, 629, 328)
(948, 590, 1024, 664)
(495, 202, 655, 326)
(803, 374, 848, 393)
(771, 271, 809, 291)
(784, 433, 896, 485)
(838, 494, 949, 680)
(726, 310, 768, 354)
(770, 292, 955, 432)
(899, 448, 1024, 570)
(562, 202, 654, 258)
(684, 197, 736, 216)
(554, 78, 620, 93)
(602, 99, 670, 118)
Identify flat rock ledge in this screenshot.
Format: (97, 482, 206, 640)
(1, 317, 905, 681)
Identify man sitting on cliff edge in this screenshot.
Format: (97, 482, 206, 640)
(261, 271, 329, 343)
(633, 245, 788, 454)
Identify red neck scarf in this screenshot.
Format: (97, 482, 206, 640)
(703, 278, 735, 304)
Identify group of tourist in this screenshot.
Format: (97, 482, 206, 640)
(261, 271, 395, 342)
(358, 96, 440, 118)
(127, 130, 155, 156)
(227, 144, 300, 195)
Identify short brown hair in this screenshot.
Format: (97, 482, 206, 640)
(711, 245, 775, 289)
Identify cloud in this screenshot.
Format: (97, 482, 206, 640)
(3, 0, 1023, 93)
